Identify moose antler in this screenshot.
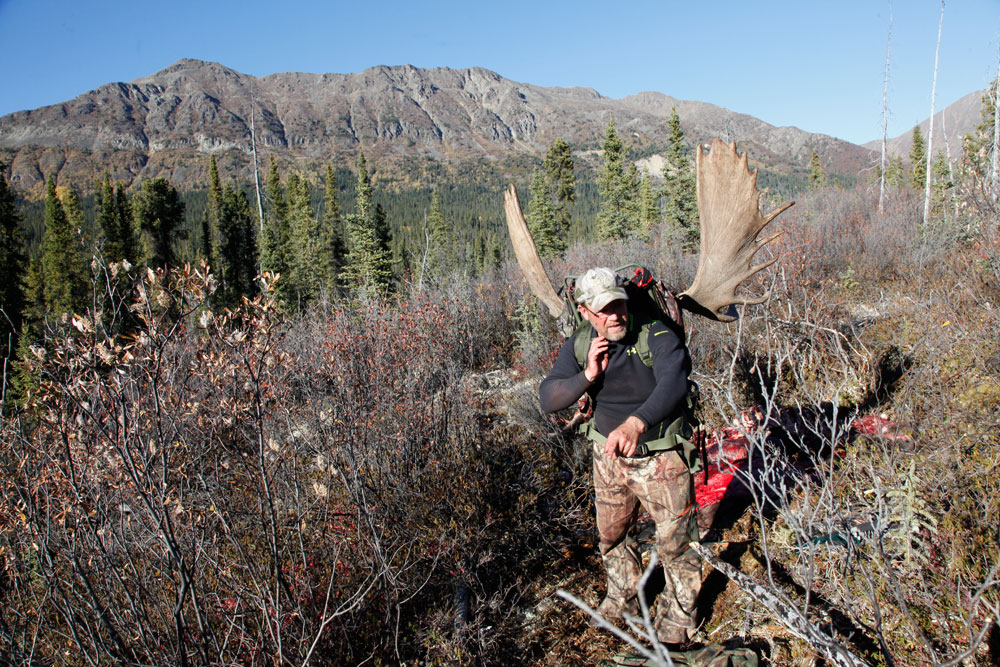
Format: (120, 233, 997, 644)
(503, 184, 564, 319)
(678, 138, 794, 322)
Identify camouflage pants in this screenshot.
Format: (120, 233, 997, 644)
(593, 441, 701, 644)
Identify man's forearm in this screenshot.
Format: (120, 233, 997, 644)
(538, 371, 591, 413)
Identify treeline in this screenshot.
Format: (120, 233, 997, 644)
(1, 106, 855, 406)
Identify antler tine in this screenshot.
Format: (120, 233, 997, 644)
(679, 139, 794, 322)
(503, 184, 565, 319)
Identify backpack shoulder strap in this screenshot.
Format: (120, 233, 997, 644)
(572, 323, 592, 369)
(634, 318, 659, 369)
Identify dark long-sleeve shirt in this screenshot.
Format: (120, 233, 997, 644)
(538, 314, 690, 443)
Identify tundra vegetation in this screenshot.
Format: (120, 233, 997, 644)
(1, 87, 999, 665)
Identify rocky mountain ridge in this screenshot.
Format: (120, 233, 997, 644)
(0, 58, 890, 192)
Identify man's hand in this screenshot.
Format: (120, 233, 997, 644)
(604, 416, 647, 459)
(584, 336, 610, 383)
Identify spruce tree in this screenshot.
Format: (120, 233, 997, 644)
(134, 178, 185, 271)
(97, 174, 121, 261)
(527, 168, 563, 259)
(0, 164, 26, 373)
(543, 138, 575, 236)
(115, 183, 137, 265)
(355, 153, 392, 265)
(355, 152, 373, 220)
(13, 257, 45, 401)
(886, 155, 906, 187)
(341, 212, 392, 292)
(808, 150, 827, 190)
(597, 119, 638, 240)
(425, 189, 453, 275)
(929, 151, 953, 218)
(319, 163, 346, 293)
(373, 203, 395, 277)
(373, 202, 392, 262)
(661, 108, 699, 244)
(209, 155, 223, 224)
(286, 172, 321, 302)
(341, 153, 392, 292)
(625, 162, 642, 231)
(96, 173, 137, 265)
(472, 235, 486, 276)
(20, 258, 45, 334)
(261, 157, 291, 291)
(207, 155, 223, 269)
(39, 177, 89, 317)
(909, 126, 927, 189)
(61, 186, 86, 240)
(199, 210, 215, 268)
(639, 171, 658, 238)
(217, 185, 259, 307)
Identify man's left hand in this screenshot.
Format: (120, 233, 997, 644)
(604, 416, 647, 459)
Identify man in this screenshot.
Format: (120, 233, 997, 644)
(539, 267, 701, 647)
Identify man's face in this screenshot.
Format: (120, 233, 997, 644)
(579, 299, 629, 341)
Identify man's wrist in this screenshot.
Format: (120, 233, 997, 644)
(625, 415, 647, 433)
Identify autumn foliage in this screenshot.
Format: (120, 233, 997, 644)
(2, 174, 1000, 665)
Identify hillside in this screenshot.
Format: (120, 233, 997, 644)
(0, 59, 874, 192)
(862, 88, 986, 160)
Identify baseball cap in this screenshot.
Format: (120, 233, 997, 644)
(575, 267, 628, 312)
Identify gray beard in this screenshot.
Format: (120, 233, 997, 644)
(606, 328, 626, 342)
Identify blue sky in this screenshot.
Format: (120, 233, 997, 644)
(0, 0, 997, 145)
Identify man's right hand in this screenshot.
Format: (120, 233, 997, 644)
(584, 336, 610, 383)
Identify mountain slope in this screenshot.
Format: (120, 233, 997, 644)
(1, 59, 875, 191)
(862, 89, 987, 161)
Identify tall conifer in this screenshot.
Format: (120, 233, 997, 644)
(207, 155, 223, 268)
(40, 176, 88, 316)
(929, 151, 953, 218)
(543, 138, 575, 236)
(341, 153, 392, 292)
(209, 155, 223, 223)
(261, 157, 291, 290)
(425, 189, 453, 275)
(287, 172, 321, 302)
(355, 152, 373, 220)
(661, 108, 699, 244)
(0, 164, 26, 375)
(808, 151, 827, 190)
(134, 178, 185, 271)
(319, 163, 346, 293)
(527, 168, 563, 259)
(597, 119, 638, 240)
(639, 171, 658, 239)
(115, 184, 137, 264)
(217, 185, 259, 307)
(910, 126, 927, 189)
(96, 173, 137, 265)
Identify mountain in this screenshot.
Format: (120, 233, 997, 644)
(1, 59, 875, 193)
(862, 89, 987, 160)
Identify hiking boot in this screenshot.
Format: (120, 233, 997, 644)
(654, 609, 699, 646)
(596, 594, 639, 622)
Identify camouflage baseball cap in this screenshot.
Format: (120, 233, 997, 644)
(576, 267, 628, 312)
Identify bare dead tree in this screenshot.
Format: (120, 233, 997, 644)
(879, 1, 893, 214)
(923, 1, 945, 225)
(992, 49, 1000, 200)
(939, 109, 960, 219)
(250, 91, 265, 241)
